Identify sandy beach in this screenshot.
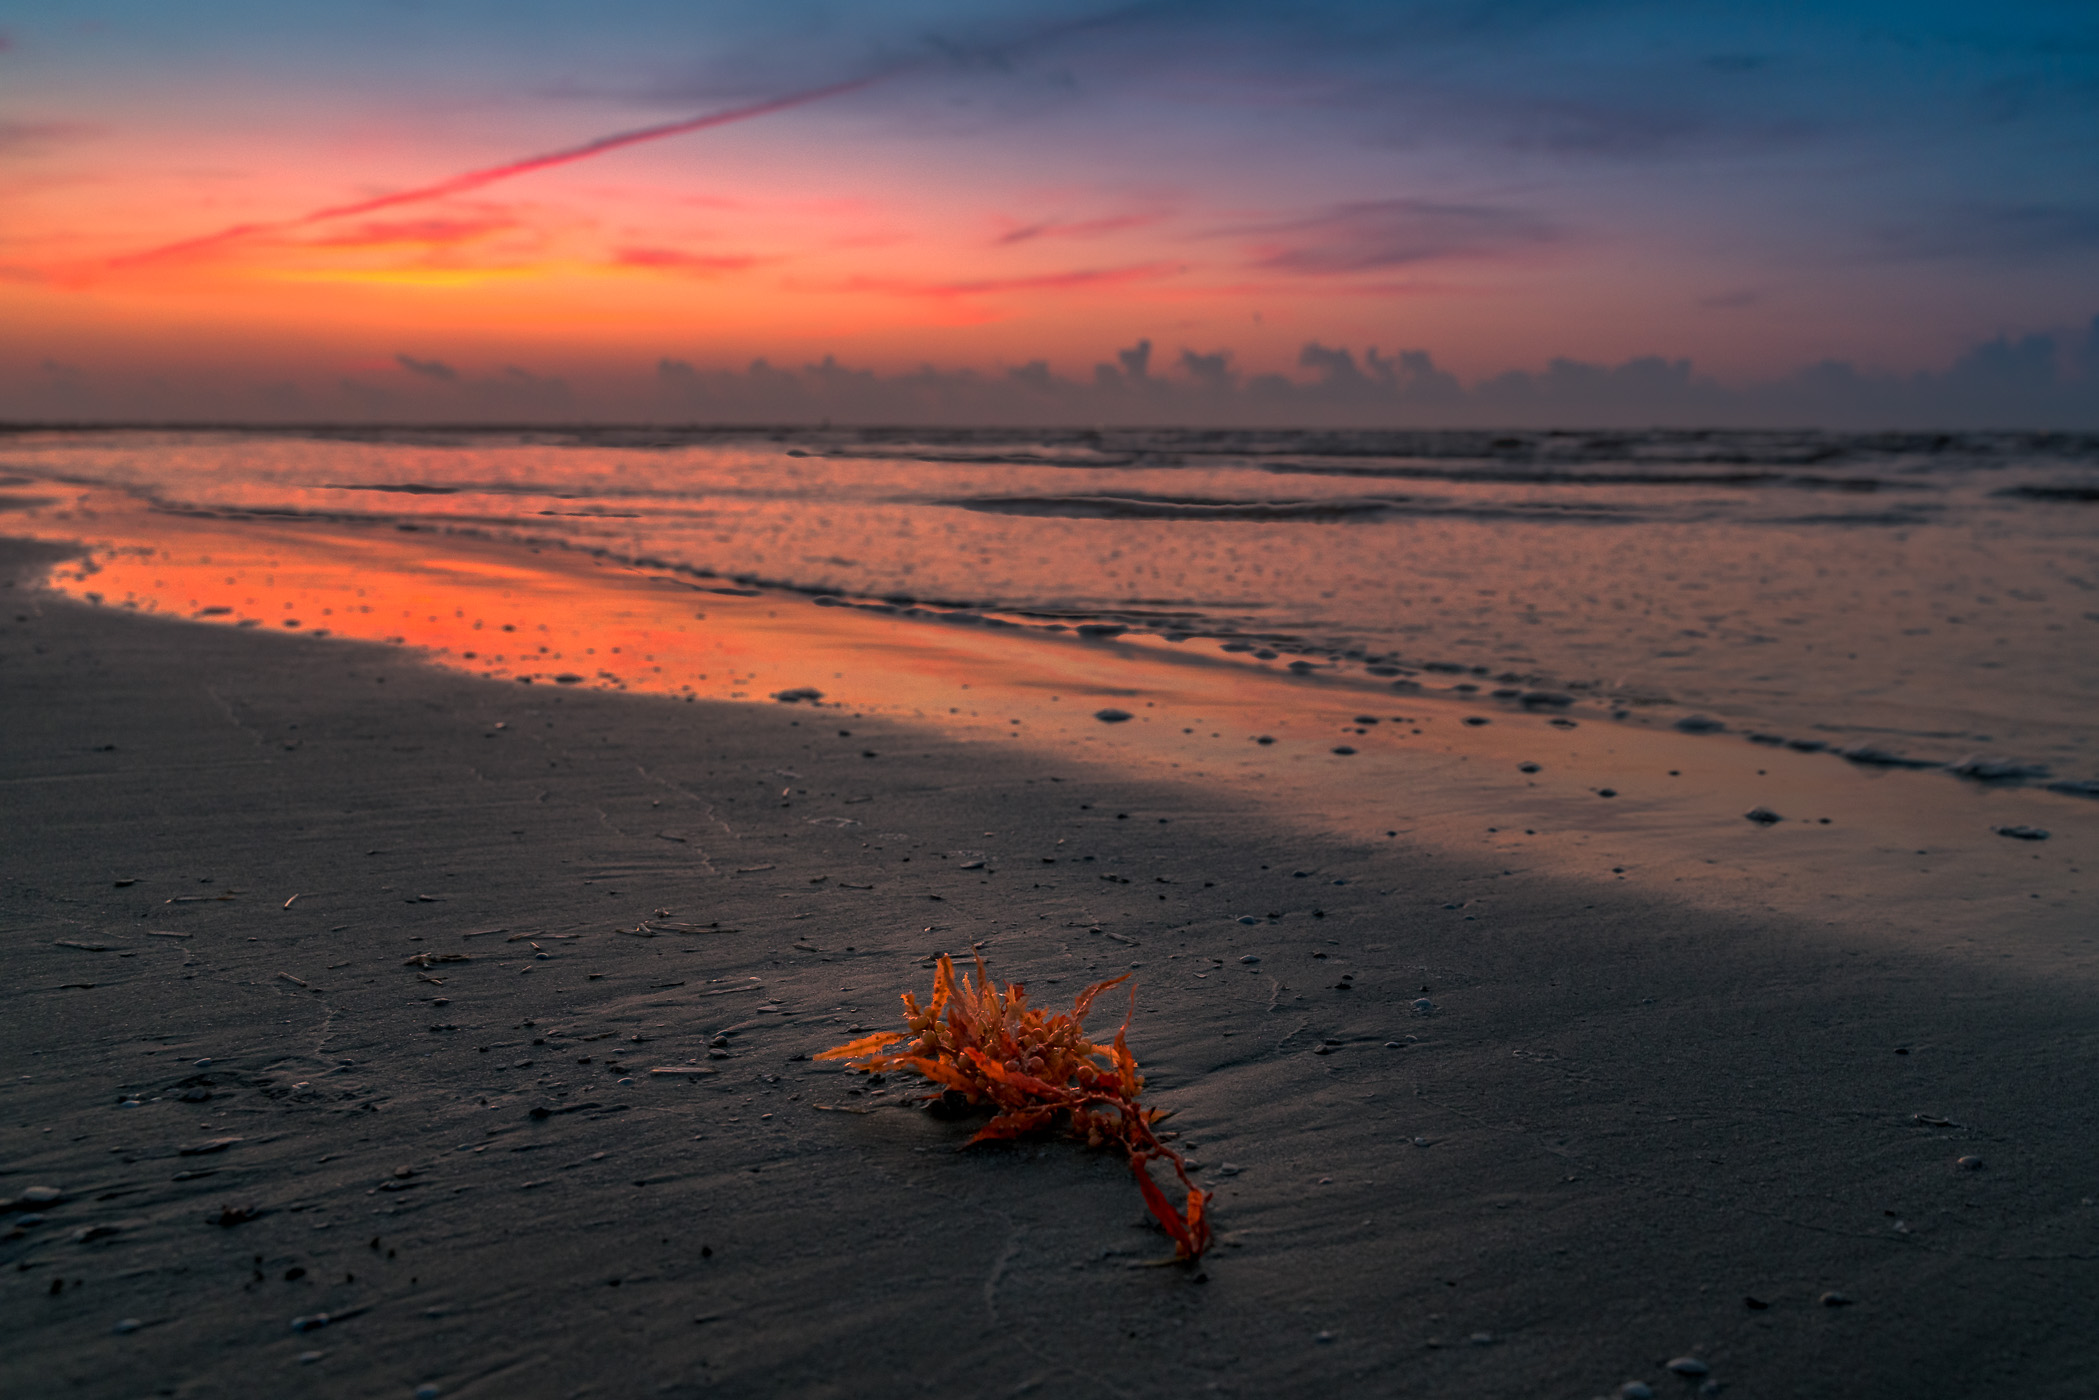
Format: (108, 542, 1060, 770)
(5, 528, 2097, 1400)
(11, 0, 2099, 1391)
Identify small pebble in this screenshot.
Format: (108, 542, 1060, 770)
(20, 1186, 62, 1205)
(1667, 1357, 1709, 1377)
(299, 1350, 323, 1364)
(1956, 1155, 1984, 1171)
(1411, 998, 1436, 1014)
(1744, 807, 1782, 825)
(113, 1318, 142, 1335)
(1093, 709, 1133, 724)
(1314, 1330, 1335, 1343)
(1619, 1384, 1654, 1400)
(416, 1386, 442, 1400)
(1993, 825, 2049, 841)
(1819, 1291, 1855, 1307)
(1239, 954, 1261, 963)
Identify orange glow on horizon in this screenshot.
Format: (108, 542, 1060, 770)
(2, 83, 1603, 392)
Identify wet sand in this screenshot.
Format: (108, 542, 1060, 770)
(9, 483, 2095, 966)
(4, 534, 2097, 1400)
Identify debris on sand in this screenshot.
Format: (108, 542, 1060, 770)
(819, 953, 1210, 1261)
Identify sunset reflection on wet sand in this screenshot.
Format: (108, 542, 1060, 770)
(10, 481, 2092, 974)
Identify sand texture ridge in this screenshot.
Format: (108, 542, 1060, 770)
(3, 537, 2097, 1400)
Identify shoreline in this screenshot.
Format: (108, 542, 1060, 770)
(4, 536, 2097, 1398)
(5, 432, 2096, 790)
(3, 488, 2093, 974)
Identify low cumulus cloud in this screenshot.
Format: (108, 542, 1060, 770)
(396, 353, 459, 382)
(485, 365, 572, 411)
(384, 355, 568, 412)
(10, 319, 2097, 429)
(647, 318, 2099, 429)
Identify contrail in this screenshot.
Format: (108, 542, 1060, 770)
(109, 72, 889, 267)
(106, 3, 1158, 270)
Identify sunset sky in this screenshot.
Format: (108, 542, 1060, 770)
(4, 1, 2097, 423)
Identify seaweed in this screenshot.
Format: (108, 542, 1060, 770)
(818, 953, 1210, 1261)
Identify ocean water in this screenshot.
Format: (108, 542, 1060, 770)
(6, 425, 2097, 788)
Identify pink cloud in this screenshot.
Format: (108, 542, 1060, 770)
(992, 213, 1161, 246)
(836, 262, 1182, 300)
(305, 216, 518, 249)
(612, 247, 762, 274)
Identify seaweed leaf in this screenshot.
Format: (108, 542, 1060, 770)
(820, 953, 1211, 1261)
(814, 1030, 903, 1061)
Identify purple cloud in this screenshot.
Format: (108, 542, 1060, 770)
(1231, 198, 1561, 275)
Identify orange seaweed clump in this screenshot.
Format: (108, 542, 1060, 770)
(817, 953, 1210, 1261)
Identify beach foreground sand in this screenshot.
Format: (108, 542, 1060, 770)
(4, 537, 2095, 1400)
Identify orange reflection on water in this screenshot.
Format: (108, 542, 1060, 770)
(18, 485, 1315, 729)
(9, 482, 2095, 973)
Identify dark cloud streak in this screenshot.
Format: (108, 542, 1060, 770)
(1226, 198, 1560, 273)
(0, 119, 102, 155)
(109, 73, 893, 269)
(1874, 202, 2099, 262)
(102, 4, 1165, 271)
